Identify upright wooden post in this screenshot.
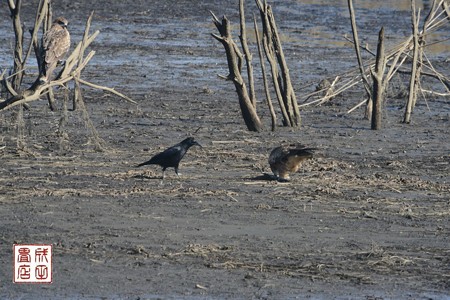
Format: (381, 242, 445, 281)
(371, 27, 386, 130)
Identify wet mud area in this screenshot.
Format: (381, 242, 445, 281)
(1, 0, 449, 299)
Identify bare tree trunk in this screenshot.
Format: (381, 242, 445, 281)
(58, 84, 70, 152)
(47, 88, 57, 111)
(211, 13, 263, 132)
(404, 0, 421, 124)
(254, 14, 277, 131)
(265, 5, 300, 126)
(262, 32, 291, 126)
(347, 0, 373, 119)
(371, 27, 386, 130)
(43, 0, 57, 110)
(255, 0, 300, 127)
(239, 0, 256, 108)
(8, 0, 25, 92)
(211, 1, 300, 131)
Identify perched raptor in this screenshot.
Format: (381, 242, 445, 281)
(137, 137, 201, 180)
(40, 17, 71, 82)
(269, 144, 316, 182)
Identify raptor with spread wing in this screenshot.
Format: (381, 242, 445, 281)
(269, 144, 316, 182)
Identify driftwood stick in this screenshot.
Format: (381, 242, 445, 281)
(421, 89, 450, 96)
(4, 73, 20, 96)
(302, 75, 361, 107)
(61, 31, 100, 79)
(422, 51, 450, 93)
(76, 78, 137, 104)
(347, 98, 367, 114)
(385, 37, 413, 81)
(423, 0, 442, 28)
(343, 34, 376, 56)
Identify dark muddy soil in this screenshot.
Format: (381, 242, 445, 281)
(1, 0, 449, 299)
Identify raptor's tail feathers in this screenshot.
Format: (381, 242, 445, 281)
(290, 148, 316, 158)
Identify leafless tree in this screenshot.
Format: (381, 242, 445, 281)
(211, 0, 301, 132)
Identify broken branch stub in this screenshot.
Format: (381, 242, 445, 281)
(371, 27, 386, 130)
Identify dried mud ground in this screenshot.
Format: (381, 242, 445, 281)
(1, 0, 450, 299)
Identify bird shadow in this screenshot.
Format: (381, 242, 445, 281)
(249, 173, 278, 181)
(132, 174, 162, 180)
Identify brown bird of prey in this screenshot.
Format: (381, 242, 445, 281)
(40, 17, 71, 82)
(269, 144, 316, 182)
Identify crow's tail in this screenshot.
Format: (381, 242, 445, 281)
(136, 161, 149, 168)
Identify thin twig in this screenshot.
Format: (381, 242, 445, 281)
(76, 78, 137, 104)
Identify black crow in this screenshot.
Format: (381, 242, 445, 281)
(269, 144, 316, 182)
(137, 137, 201, 179)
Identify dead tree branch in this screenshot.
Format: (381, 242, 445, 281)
(347, 0, 373, 119)
(211, 11, 263, 132)
(254, 14, 276, 131)
(239, 0, 256, 108)
(256, 0, 301, 127)
(8, 0, 25, 92)
(0, 13, 136, 111)
(404, 1, 421, 124)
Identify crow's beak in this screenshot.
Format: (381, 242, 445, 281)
(194, 141, 202, 148)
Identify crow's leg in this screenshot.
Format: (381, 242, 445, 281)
(159, 168, 167, 185)
(174, 166, 181, 177)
